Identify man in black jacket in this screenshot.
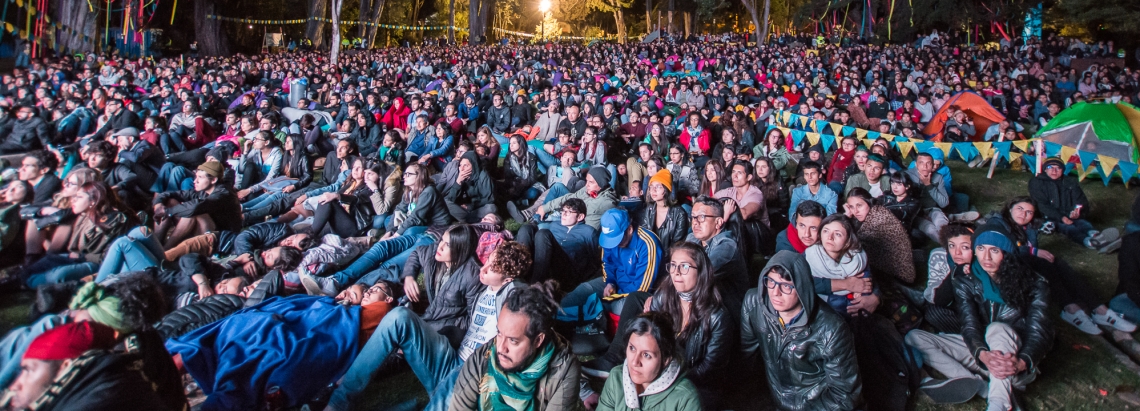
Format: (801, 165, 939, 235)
(741, 250, 861, 410)
(162, 221, 315, 262)
(17, 150, 61, 205)
(1029, 156, 1120, 253)
(0, 105, 51, 154)
(153, 160, 242, 248)
(84, 99, 141, 141)
(906, 224, 1053, 408)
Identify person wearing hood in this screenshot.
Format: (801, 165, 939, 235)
(741, 250, 862, 410)
(906, 224, 1053, 409)
(350, 110, 383, 157)
(826, 136, 859, 193)
(380, 96, 411, 131)
(440, 151, 497, 223)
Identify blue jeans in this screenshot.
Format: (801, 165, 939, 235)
(328, 307, 462, 411)
(1055, 218, 1096, 245)
(532, 146, 559, 169)
(24, 255, 98, 288)
(153, 163, 194, 192)
(0, 314, 68, 388)
(1111, 294, 1140, 324)
(332, 233, 431, 286)
(95, 227, 165, 283)
(542, 183, 572, 206)
(242, 192, 281, 210)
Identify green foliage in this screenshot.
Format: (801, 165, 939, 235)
(1050, 0, 1140, 39)
(536, 14, 563, 39)
(695, 0, 729, 23)
(586, 0, 632, 13)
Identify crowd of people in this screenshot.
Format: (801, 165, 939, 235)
(0, 30, 1136, 411)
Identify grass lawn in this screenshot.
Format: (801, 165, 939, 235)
(1, 162, 1138, 410)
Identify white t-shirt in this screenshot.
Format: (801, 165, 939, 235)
(458, 286, 502, 361)
(868, 177, 884, 198)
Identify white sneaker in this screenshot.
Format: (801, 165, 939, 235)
(1062, 310, 1103, 335)
(1093, 309, 1138, 332)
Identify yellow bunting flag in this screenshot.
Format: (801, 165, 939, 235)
(1009, 152, 1022, 163)
(862, 139, 875, 148)
(1012, 140, 1032, 153)
(897, 141, 915, 158)
(856, 129, 868, 139)
(1100, 155, 1120, 176)
(781, 111, 791, 125)
(881, 134, 895, 141)
(798, 116, 809, 128)
(935, 142, 953, 158)
(1060, 145, 1077, 163)
(806, 132, 821, 146)
(830, 123, 843, 136)
(973, 142, 993, 159)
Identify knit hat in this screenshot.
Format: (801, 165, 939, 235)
(24, 321, 117, 361)
(197, 161, 225, 180)
(68, 283, 129, 333)
(973, 223, 1014, 254)
(587, 166, 611, 191)
(648, 170, 673, 192)
(206, 142, 236, 162)
(1043, 157, 1065, 169)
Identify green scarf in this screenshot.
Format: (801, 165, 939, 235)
(68, 282, 129, 333)
(480, 341, 555, 411)
(971, 261, 1005, 305)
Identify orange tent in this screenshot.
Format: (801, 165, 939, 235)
(922, 92, 1006, 142)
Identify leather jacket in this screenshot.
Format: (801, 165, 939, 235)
(639, 204, 689, 250)
(650, 296, 733, 407)
(952, 268, 1054, 374)
(741, 251, 862, 411)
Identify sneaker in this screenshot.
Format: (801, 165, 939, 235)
(506, 202, 533, 223)
(299, 269, 338, 297)
(1099, 238, 1123, 254)
(1061, 310, 1103, 335)
(1093, 309, 1138, 332)
(968, 156, 985, 168)
(1040, 221, 1056, 235)
(948, 211, 980, 222)
(582, 356, 617, 378)
(920, 376, 986, 404)
(1098, 227, 1121, 244)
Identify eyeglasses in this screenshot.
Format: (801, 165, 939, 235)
(690, 214, 721, 223)
(405, 172, 418, 177)
(63, 180, 78, 187)
(763, 277, 796, 295)
(666, 262, 695, 274)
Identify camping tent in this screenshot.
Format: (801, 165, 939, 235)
(922, 92, 1006, 142)
(1036, 102, 1140, 162)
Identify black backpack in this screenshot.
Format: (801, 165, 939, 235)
(853, 312, 921, 411)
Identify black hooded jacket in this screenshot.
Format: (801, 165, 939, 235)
(740, 251, 862, 411)
(440, 151, 495, 209)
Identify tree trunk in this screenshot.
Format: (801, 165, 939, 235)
(193, 0, 230, 56)
(52, 0, 97, 53)
(760, 0, 770, 43)
(468, 0, 494, 43)
(448, 0, 455, 44)
(363, 0, 386, 48)
(614, 9, 626, 43)
(330, 0, 344, 64)
(359, 0, 370, 38)
(645, 0, 651, 34)
(305, 0, 329, 49)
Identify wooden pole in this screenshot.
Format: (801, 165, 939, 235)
(986, 133, 1004, 179)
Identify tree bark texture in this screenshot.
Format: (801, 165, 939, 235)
(361, 0, 386, 47)
(759, 0, 769, 44)
(305, 0, 329, 49)
(448, 0, 455, 44)
(194, 0, 231, 56)
(468, 0, 493, 43)
(51, 0, 97, 53)
(330, 0, 344, 64)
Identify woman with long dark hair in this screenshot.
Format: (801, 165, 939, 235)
(665, 143, 700, 200)
(383, 162, 453, 239)
(596, 312, 701, 411)
(697, 160, 730, 198)
(21, 182, 137, 287)
(754, 157, 789, 229)
(306, 159, 381, 238)
(753, 128, 792, 181)
(994, 196, 1135, 335)
(497, 133, 540, 206)
(240, 133, 312, 211)
(588, 242, 727, 409)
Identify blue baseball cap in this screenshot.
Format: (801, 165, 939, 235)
(599, 208, 630, 249)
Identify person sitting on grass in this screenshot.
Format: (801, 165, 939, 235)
(1028, 156, 1121, 253)
(323, 241, 531, 411)
(906, 224, 1053, 409)
(152, 160, 242, 249)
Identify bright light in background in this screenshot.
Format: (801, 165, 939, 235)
(539, 0, 551, 13)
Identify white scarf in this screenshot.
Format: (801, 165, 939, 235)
(804, 244, 867, 296)
(621, 359, 681, 409)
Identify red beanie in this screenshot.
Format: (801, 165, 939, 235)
(24, 322, 117, 361)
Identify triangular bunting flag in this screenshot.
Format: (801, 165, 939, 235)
(935, 142, 953, 158)
(791, 130, 806, 146)
(913, 141, 934, 157)
(862, 139, 875, 148)
(1023, 155, 1038, 174)
(1120, 161, 1139, 185)
(1059, 145, 1077, 163)
(841, 126, 856, 137)
(1044, 141, 1062, 157)
(1099, 155, 1120, 181)
(973, 142, 993, 159)
(1009, 152, 1023, 164)
(781, 111, 791, 126)
(1012, 139, 1032, 153)
(881, 134, 896, 141)
(993, 142, 1013, 161)
(1097, 160, 1116, 186)
(806, 132, 821, 147)
(954, 143, 978, 162)
(1076, 150, 1099, 169)
(814, 120, 828, 133)
(867, 131, 881, 140)
(897, 141, 915, 158)
(798, 116, 809, 128)
(830, 123, 843, 136)
(856, 129, 868, 139)
(819, 133, 835, 151)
